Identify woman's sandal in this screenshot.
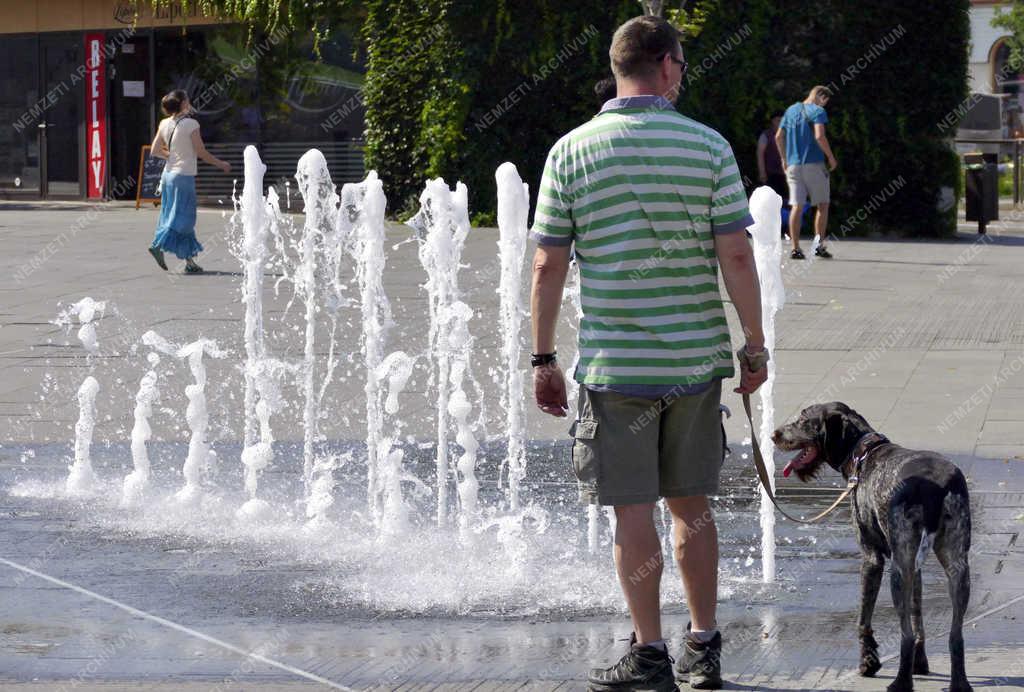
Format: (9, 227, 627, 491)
(790, 248, 806, 260)
(185, 261, 204, 274)
(148, 247, 168, 271)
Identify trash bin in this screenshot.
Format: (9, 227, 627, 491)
(964, 152, 998, 234)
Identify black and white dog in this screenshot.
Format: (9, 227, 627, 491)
(772, 402, 973, 692)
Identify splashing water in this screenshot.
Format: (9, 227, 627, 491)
(747, 186, 787, 583)
(31, 151, 806, 618)
(175, 338, 226, 504)
(337, 171, 402, 531)
(561, 260, 606, 554)
(294, 149, 337, 510)
(409, 178, 475, 528)
(495, 162, 530, 510)
(122, 353, 159, 506)
(65, 376, 100, 495)
(376, 350, 416, 538)
(55, 297, 107, 355)
(239, 145, 269, 451)
(446, 300, 480, 538)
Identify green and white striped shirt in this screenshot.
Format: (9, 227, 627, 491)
(531, 95, 752, 389)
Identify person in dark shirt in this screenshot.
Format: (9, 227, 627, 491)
(757, 111, 787, 205)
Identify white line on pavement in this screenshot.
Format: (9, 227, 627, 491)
(0, 556, 353, 690)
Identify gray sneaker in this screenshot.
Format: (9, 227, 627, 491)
(588, 633, 679, 691)
(676, 628, 722, 689)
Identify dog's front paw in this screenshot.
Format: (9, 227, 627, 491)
(948, 681, 972, 692)
(860, 633, 881, 677)
(859, 652, 881, 677)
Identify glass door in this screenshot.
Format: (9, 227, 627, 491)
(109, 32, 152, 199)
(39, 33, 83, 198)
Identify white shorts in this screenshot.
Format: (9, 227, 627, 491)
(786, 162, 830, 205)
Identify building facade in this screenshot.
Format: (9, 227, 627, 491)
(0, 0, 365, 201)
(969, 1, 1010, 95)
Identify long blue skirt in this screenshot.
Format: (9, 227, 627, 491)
(152, 171, 202, 259)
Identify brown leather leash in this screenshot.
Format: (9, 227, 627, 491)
(741, 393, 856, 524)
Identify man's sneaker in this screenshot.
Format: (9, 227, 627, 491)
(790, 248, 805, 260)
(814, 245, 833, 258)
(588, 634, 679, 691)
(676, 628, 723, 690)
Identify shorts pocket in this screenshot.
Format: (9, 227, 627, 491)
(570, 418, 600, 488)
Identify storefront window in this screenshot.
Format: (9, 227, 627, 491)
(0, 37, 41, 193)
(260, 31, 365, 143)
(154, 25, 260, 144)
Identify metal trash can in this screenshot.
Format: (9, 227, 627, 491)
(964, 152, 998, 234)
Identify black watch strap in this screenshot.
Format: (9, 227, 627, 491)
(531, 352, 557, 367)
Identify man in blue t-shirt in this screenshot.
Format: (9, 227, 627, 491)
(775, 85, 838, 259)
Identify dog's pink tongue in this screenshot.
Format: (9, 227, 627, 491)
(782, 460, 795, 478)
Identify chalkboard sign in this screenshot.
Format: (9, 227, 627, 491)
(135, 145, 165, 209)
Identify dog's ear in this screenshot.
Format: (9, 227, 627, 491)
(821, 408, 860, 470)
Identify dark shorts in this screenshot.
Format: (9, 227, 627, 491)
(569, 380, 724, 505)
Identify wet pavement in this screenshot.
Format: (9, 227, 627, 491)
(0, 201, 1023, 690)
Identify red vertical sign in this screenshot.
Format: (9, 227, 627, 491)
(85, 33, 107, 199)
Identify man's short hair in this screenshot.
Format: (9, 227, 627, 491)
(610, 16, 681, 80)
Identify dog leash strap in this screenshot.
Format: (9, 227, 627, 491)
(742, 393, 854, 524)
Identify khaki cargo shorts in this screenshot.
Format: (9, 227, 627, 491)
(786, 162, 830, 206)
(569, 380, 724, 506)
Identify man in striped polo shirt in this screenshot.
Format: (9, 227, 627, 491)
(529, 16, 768, 691)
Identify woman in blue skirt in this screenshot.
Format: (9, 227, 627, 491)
(148, 90, 231, 274)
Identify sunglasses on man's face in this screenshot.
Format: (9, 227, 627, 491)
(663, 53, 687, 77)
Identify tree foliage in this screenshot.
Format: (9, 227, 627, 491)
(678, 0, 969, 236)
(993, 1, 1024, 71)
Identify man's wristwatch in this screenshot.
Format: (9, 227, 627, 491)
(531, 352, 557, 368)
(737, 346, 769, 372)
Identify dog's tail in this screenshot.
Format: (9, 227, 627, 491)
(915, 531, 935, 572)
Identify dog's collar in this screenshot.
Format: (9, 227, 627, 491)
(844, 432, 890, 484)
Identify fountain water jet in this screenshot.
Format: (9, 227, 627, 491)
(495, 162, 529, 510)
(375, 350, 416, 538)
(122, 354, 159, 506)
(561, 259, 606, 554)
(447, 300, 480, 536)
(66, 376, 100, 495)
(239, 145, 269, 451)
(294, 149, 337, 506)
(748, 186, 786, 583)
(237, 358, 293, 521)
(337, 171, 401, 530)
(409, 178, 475, 528)
(175, 338, 226, 504)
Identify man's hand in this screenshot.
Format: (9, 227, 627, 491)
(827, 156, 838, 172)
(733, 347, 768, 395)
(534, 362, 568, 417)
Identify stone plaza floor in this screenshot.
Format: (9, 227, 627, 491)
(0, 199, 1022, 690)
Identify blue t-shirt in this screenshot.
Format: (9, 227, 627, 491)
(781, 102, 828, 165)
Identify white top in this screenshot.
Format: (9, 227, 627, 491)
(158, 116, 200, 176)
